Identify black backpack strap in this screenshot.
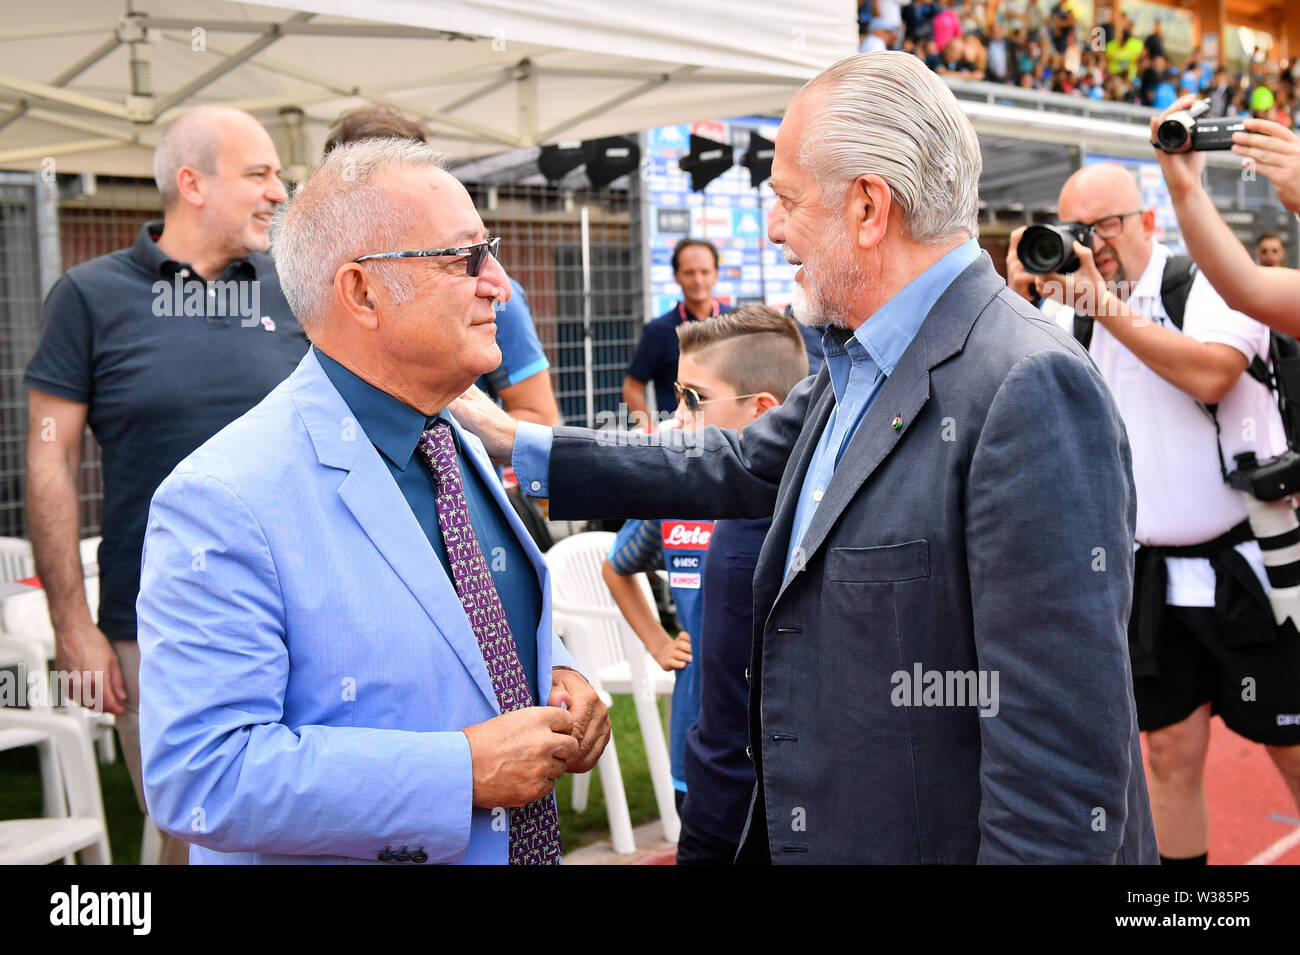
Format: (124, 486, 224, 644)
(1159, 254, 1198, 331)
(1073, 313, 1094, 349)
(1160, 255, 1231, 480)
(1163, 256, 1273, 389)
(1162, 254, 1300, 464)
(1203, 403, 1231, 483)
(1248, 344, 1272, 386)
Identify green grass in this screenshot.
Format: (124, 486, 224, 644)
(0, 693, 665, 861)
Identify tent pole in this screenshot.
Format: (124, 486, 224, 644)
(756, 186, 767, 303)
(581, 204, 595, 428)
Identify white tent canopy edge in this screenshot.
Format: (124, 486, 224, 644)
(0, 0, 857, 178)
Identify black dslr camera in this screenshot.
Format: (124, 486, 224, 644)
(1154, 99, 1246, 153)
(1017, 222, 1094, 275)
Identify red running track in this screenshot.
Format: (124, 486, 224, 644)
(1171, 716, 1300, 865)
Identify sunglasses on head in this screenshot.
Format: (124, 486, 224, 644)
(673, 381, 762, 415)
(353, 236, 502, 278)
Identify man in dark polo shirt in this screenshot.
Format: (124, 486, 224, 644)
(621, 238, 731, 426)
(24, 104, 307, 864)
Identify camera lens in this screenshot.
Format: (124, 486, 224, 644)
(1020, 225, 1068, 274)
(1156, 117, 1191, 152)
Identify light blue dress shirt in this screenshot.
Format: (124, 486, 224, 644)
(783, 239, 980, 574)
(513, 240, 982, 578)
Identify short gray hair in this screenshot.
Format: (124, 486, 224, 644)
(271, 138, 447, 329)
(798, 51, 981, 243)
(153, 106, 228, 208)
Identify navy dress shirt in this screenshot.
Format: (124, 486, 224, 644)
(317, 349, 542, 703)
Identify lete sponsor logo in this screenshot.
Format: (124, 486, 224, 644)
(661, 521, 714, 549)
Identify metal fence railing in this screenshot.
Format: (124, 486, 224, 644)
(467, 180, 641, 427)
(946, 77, 1160, 128)
(0, 173, 41, 538)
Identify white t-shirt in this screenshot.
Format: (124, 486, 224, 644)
(1046, 243, 1287, 606)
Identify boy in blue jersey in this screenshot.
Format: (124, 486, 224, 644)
(600, 306, 809, 860)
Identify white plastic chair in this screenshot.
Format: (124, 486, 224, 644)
(0, 723, 66, 822)
(0, 584, 117, 765)
(551, 608, 636, 854)
(79, 536, 101, 578)
(0, 550, 155, 859)
(546, 532, 680, 844)
(0, 537, 35, 585)
(0, 586, 69, 822)
(0, 708, 110, 864)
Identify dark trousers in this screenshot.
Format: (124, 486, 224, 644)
(676, 818, 741, 865)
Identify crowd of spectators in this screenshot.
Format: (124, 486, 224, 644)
(858, 1, 1297, 126)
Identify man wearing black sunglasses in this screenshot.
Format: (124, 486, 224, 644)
(326, 104, 559, 432)
(135, 138, 608, 865)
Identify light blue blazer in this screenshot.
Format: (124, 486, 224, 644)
(136, 348, 575, 864)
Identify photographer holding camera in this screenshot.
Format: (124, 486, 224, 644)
(1007, 162, 1300, 866)
(1152, 93, 1300, 334)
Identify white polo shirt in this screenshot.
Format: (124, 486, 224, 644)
(1048, 242, 1286, 606)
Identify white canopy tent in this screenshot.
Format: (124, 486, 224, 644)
(0, 0, 856, 178)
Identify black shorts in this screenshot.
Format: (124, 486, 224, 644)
(1133, 605, 1300, 745)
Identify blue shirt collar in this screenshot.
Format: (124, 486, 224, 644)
(315, 348, 443, 472)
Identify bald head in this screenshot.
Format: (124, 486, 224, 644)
(1058, 163, 1144, 224)
(153, 105, 274, 209)
(1056, 162, 1153, 289)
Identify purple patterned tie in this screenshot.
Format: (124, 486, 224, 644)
(416, 420, 562, 865)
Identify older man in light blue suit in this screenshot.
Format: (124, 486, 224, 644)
(135, 138, 609, 864)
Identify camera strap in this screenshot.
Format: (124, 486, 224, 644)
(1072, 312, 1094, 349)
(1159, 255, 1243, 482)
(1067, 256, 1199, 352)
(1071, 254, 1293, 477)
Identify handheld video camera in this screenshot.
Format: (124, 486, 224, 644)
(1017, 222, 1094, 275)
(1154, 99, 1246, 153)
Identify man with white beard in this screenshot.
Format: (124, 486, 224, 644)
(454, 51, 1156, 863)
